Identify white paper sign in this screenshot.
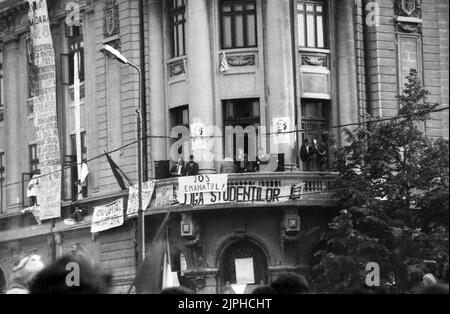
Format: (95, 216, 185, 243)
(235, 258, 255, 285)
(127, 181, 156, 216)
(273, 117, 291, 144)
(91, 199, 124, 233)
(178, 174, 228, 200)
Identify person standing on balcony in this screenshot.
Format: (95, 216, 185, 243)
(300, 139, 312, 171)
(171, 159, 186, 177)
(185, 155, 199, 176)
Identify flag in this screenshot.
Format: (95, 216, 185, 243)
(220, 51, 229, 73)
(162, 225, 180, 291)
(105, 152, 133, 190)
(80, 162, 89, 184)
(133, 211, 171, 294)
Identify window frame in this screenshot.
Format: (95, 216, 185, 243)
(70, 131, 88, 200)
(169, 0, 187, 58)
(29, 144, 40, 175)
(62, 24, 85, 86)
(0, 152, 4, 213)
(220, 0, 258, 50)
(296, 0, 328, 49)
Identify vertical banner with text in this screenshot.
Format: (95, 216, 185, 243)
(28, 0, 62, 220)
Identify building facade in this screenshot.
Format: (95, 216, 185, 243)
(0, 0, 448, 293)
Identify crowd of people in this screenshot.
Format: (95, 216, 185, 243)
(3, 253, 449, 295)
(299, 138, 328, 172)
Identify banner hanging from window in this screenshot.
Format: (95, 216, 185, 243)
(27, 0, 62, 220)
(91, 198, 124, 233)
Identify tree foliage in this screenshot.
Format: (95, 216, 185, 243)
(313, 70, 449, 294)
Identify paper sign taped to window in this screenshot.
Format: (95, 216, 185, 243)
(235, 258, 255, 284)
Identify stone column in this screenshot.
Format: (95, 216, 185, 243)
(4, 38, 23, 211)
(148, 0, 167, 166)
(186, 0, 216, 174)
(336, 0, 359, 137)
(265, 0, 296, 168)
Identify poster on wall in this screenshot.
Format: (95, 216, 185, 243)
(273, 117, 291, 144)
(91, 199, 124, 233)
(27, 0, 62, 220)
(127, 181, 156, 216)
(235, 258, 255, 285)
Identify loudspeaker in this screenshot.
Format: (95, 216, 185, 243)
(154, 160, 170, 180)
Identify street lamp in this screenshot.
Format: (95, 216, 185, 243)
(100, 44, 146, 266)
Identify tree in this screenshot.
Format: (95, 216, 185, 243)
(312, 70, 449, 294)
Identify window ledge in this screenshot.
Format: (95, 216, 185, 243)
(299, 47, 331, 54)
(219, 47, 259, 54)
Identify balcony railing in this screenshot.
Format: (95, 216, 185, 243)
(147, 171, 338, 214)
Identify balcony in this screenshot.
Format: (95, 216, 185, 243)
(147, 171, 338, 215)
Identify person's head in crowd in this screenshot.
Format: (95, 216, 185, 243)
(162, 286, 196, 294)
(252, 285, 277, 294)
(418, 284, 449, 294)
(29, 254, 112, 294)
(6, 254, 45, 294)
(189, 155, 195, 162)
(270, 272, 310, 294)
(422, 273, 438, 287)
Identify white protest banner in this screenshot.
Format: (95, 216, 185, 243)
(27, 0, 62, 220)
(178, 174, 228, 200)
(155, 185, 174, 208)
(127, 181, 156, 216)
(91, 199, 124, 233)
(235, 258, 255, 284)
(179, 184, 292, 207)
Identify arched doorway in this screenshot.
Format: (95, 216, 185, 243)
(0, 267, 6, 294)
(219, 239, 268, 293)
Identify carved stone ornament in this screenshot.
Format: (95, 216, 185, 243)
(301, 55, 328, 67)
(226, 54, 256, 67)
(397, 22, 421, 33)
(104, 0, 120, 38)
(169, 59, 186, 77)
(396, 0, 422, 18)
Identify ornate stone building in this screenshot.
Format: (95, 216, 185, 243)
(0, 0, 448, 293)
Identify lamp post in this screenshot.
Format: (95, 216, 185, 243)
(100, 45, 145, 266)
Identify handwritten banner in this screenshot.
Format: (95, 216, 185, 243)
(178, 174, 228, 200)
(127, 181, 156, 216)
(179, 185, 293, 207)
(91, 199, 124, 233)
(27, 0, 62, 220)
(155, 185, 175, 208)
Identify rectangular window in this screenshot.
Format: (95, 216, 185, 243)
(170, 105, 189, 157)
(297, 1, 327, 49)
(29, 144, 39, 175)
(70, 132, 88, 200)
(0, 49, 4, 122)
(223, 99, 260, 166)
(0, 152, 5, 213)
(169, 0, 186, 58)
(221, 0, 257, 49)
(64, 24, 84, 85)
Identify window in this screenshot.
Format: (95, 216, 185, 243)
(0, 49, 4, 122)
(170, 105, 189, 156)
(70, 132, 88, 200)
(169, 0, 186, 58)
(0, 152, 5, 213)
(29, 144, 39, 175)
(300, 99, 329, 170)
(220, 0, 257, 49)
(297, 0, 327, 49)
(63, 24, 84, 85)
(223, 99, 260, 163)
